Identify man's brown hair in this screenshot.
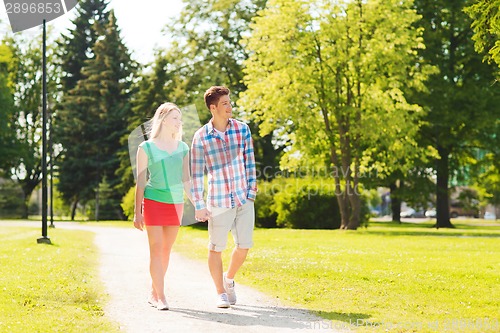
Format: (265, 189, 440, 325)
(204, 86, 230, 110)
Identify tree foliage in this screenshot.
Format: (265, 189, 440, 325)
(151, 0, 282, 178)
(465, 0, 500, 68)
(0, 43, 18, 176)
(413, 0, 500, 227)
(3, 32, 58, 218)
(241, 0, 433, 229)
(55, 9, 135, 220)
(57, 0, 109, 91)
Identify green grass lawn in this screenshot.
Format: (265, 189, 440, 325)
(0, 226, 120, 333)
(5, 219, 499, 332)
(174, 221, 500, 332)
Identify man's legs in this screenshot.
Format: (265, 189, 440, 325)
(207, 201, 254, 306)
(227, 200, 255, 279)
(207, 207, 235, 307)
(208, 250, 225, 294)
(226, 247, 249, 279)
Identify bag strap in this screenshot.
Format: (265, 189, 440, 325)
(144, 141, 152, 159)
(144, 142, 153, 179)
(160, 159, 169, 190)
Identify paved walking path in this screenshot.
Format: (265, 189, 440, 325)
(3, 221, 339, 333)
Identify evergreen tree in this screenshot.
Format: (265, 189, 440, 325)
(54, 0, 110, 219)
(56, 11, 135, 220)
(57, 0, 109, 91)
(116, 55, 170, 193)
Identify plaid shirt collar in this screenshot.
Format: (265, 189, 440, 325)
(206, 118, 234, 135)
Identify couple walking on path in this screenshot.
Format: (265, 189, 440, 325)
(133, 86, 257, 310)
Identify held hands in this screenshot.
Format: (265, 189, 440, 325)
(195, 208, 211, 222)
(133, 213, 145, 231)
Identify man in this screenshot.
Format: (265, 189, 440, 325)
(191, 86, 257, 308)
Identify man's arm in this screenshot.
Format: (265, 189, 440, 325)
(182, 153, 194, 207)
(243, 125, 257, 201)
(190, 132, 207, 211)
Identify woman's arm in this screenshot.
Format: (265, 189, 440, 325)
(134, 147, 148, 230)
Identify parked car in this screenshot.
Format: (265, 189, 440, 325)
(400, 208, 426, 218)
(449, 201, 479, 218)
(425, 209, 436, 218)
(484, 212, 496, 220)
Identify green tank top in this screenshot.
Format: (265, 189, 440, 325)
(139, 140, 189, 204)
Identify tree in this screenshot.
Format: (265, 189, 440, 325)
(56, 10, 135, 220)
(54, 0, 110, 219)
(4, 32, 59, 218)
(413, 0, 500, 228)
(57, 0, 109, 91)
(241, 0, 433, 229)
(0, 43, 18, 176)
(465, 0, 500, 68)
(156, 0, 282, 178)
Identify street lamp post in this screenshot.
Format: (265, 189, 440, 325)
(38, 19, 51, 244)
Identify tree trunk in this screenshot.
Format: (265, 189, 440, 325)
(70, 199, 78, 221)
(21, 192, 29, 219)
(346, 183, 360, 230)
(337, 188, 350, 229)
(20, 179, 39, 219)
(390, 181, 401, 223)
(436, 146, 454, 228)
(95, 186, 99, 222)
(346, 163, 361, 229)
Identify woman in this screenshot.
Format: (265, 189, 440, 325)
(133, 102, 192, 310)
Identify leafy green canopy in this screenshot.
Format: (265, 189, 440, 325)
(241, 0, 434, 228)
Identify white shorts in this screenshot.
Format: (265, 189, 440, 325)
(207, 200, 255, 252)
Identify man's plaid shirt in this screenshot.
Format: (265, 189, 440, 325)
(190, 118, 257, 210)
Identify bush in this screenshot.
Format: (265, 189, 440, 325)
(0, 179, 25, 218)
(121, 186, 135, 221)
(257, 177, 373, 229)
(86, 178, 124, 220)
(266, 177, 341, 229)
(254, 181, 279, 228)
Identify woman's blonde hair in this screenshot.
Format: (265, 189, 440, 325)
(149, 102, 182, 140)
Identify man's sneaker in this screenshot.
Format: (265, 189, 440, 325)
(223, 273, 237, 305)
(216, 293, 230, 308)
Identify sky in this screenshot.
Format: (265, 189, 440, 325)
(0, 0, 185, 64)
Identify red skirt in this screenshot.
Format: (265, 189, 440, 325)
(143, 198, 183, 226)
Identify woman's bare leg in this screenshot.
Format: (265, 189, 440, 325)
(146, 226, 166, 300)
(161, 226, 179, 278)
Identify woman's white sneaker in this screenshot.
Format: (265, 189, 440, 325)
(157, 299, 169, 311)
(216, 293, 230, 308)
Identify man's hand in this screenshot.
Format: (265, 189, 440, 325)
(195, 208, 211, 222)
